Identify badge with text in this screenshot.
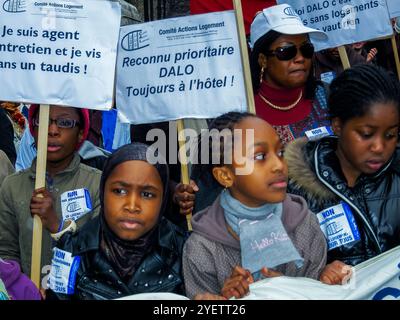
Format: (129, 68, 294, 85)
(317, 202, 360, 250)
(48, 248, 80, 295)
(305, 126, 333, 141)
(61, 188, 92, 221)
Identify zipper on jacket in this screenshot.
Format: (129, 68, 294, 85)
(314, 145, 382, 254)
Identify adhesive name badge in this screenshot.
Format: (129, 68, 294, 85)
(316, 202, 361, 251)
(305, 126, 333, 141)
(320, 71, 336, 84)
(61, 188, 92, 221)
(48, 248, 81, 295)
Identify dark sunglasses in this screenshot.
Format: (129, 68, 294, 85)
(266, 42, 315, 61)
(33, 117, 80, 129)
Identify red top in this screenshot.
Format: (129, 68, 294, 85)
(190, 0, 276, 34)
(255, 81, 313, 126)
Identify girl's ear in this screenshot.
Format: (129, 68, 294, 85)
(331, 117, 343, 137)
(258, 53, 268, 69)
(212, 166, 234, 188)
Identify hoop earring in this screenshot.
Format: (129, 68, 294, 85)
(259, 67, 265, 84)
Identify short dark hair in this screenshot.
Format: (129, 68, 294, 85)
(328, 64, 400, 124)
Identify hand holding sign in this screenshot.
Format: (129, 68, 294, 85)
(221, 265, 254, 299)
(319, 260, 352, 285)
(30, 187, 60, 234)
(221, 265, 283, 299)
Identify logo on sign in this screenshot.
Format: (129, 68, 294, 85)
(283, 6, 299, 18)
(2, 0, 25, 13)
(326, 222, 343, 236)
(67, 202, 81, 213)
(121, 30, 150, 51)
(372, 263, 400, 300)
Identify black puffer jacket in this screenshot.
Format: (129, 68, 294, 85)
(48, 216, 186, 300)
(286, 136, 400, 266)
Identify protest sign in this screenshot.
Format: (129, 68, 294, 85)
(117, 245, 400, 300)
(277, 0, 393, 51)
(243, 245, 400, 300)
(386, 0, 400, 18)
(116, 10, 247, 124)
(0, 0, 120, 109)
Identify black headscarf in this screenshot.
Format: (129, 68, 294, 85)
(99, 142, 169, 282)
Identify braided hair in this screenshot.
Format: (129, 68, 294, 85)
(249, 30, 319, 99)
(191, 111, 258, 186)
(328, 64, 400, 123)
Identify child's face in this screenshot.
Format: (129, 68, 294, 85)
(333, 102, 399, 180)
(33, 106, 83, 165)
(103, 160, 163, 241)
(217, 117, 288, 207)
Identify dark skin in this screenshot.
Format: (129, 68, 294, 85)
(30, 106, 83, 233)
(332, 102, 399, 187)
(173, 180, 199, 215)
(221, 266, 282, 299)
(30, 188, 59, 233)
(259, 34, 312, 89)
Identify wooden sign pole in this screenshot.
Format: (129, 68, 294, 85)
(177, 119, 193, 231)
(233, 0, 256, 114)
(338, 45, 351, 70)
(30, 104, 49, 288)
(391, 34, 400, 80)
(176, 1, 253, 232)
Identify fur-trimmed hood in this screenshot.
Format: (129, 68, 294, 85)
(285, 136, 400, 266)
(285, 137, 337, 204)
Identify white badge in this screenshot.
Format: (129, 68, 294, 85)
(48, 248, 81, 295)
(305, 126, 333, 141)
(317, 202, 361, 251)
(320, 71, 336, 84)
(61, 188, 92, 221)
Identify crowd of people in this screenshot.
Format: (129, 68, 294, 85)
(1, 2, 400, 300)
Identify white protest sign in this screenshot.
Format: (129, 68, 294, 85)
(243, 245, 400, 300)
(0, 0, 121, 110)
(386, 0, 400, 18)
(116, 245, 400, 300)
(116, 11, 247, 124)
(277, 0, 393, 51)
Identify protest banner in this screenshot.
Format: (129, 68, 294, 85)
(117, 245, 400, 300)
(0, 0, 120, 109)
(276, 0, 393, 52)
(386, 0, 400, 18)
(242, 245, 400, 300)
(116, 10, 247, 124)
(0, 0, 121, 287)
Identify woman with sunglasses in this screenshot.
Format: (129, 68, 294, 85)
(250, 4, 330, 145)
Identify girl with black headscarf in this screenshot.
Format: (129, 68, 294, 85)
(46, 142, 186, 300)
